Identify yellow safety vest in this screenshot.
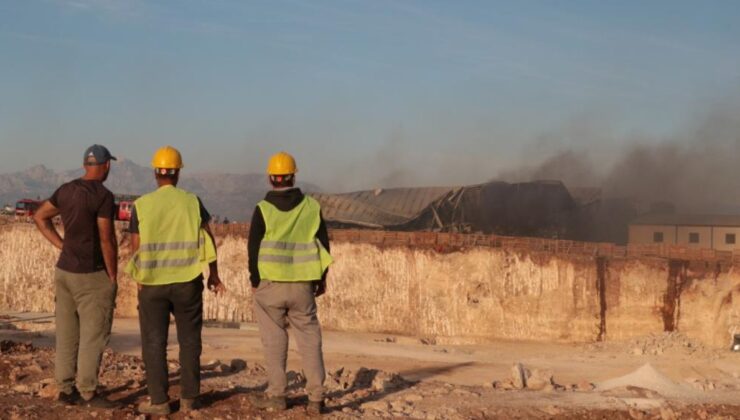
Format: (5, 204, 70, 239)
(125, 185, 216, 285)
(257, 196, 333, 282)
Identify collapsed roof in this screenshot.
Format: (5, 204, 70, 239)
(311, 180, 580, 237)
(311, 186, 452, 229)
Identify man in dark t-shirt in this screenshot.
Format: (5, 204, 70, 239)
(50, 179, 115, 273)
(34, 145, 120, 409)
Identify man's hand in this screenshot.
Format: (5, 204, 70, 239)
(313, 279, 326, 297)
(207, 274, 226, 295)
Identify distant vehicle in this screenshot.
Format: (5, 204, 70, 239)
(114, 194, 139, 222)
(1, 204, 13, 215)
(15, 199, 42, 221)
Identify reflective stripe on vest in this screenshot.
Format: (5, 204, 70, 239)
(259, 252, 321, 264)
(257, 196, 333, 282)
(124, 185, 217, 285)
(261, 240, 318, 251)
(133, 254, 201, 269)
(138, 237, 205, 252)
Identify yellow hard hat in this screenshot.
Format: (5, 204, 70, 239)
(267, 152, 297, 175)
(151, 146, 184, 169)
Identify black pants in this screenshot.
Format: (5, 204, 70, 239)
(138, 278, 204, 404)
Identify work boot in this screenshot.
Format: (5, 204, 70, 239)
(79, 391, 121, 409)
(306, 400, 325, 416)
(137, 400, 172, 415)
(181, 397, 200, 412)
(248, 393, 287, 411)
(56, 388, 81, 405)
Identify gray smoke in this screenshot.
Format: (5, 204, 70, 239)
(497, 150, 599, 190)
(498, 102, 740, 214)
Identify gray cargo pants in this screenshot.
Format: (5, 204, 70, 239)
(253, 281, 325, 402)
(54, 268, 117, 394)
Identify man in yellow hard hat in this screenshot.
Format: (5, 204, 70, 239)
(247, 152, 333, 415)
(125, 146, 225, 415)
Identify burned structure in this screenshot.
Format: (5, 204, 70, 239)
(312, 180, 586, 239)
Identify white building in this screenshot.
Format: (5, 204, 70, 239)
(628, 214, 740, 251)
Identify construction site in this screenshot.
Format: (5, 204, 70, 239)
(4, 1, 740, 418)
(0, 219, 738, 419)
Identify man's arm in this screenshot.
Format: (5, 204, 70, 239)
(313, 210, 330, 297)
(33, 201, 63, 250)
(247, 206, 266, 289)
(128, 205, 140, 254)
(129, 232, 141, 291)
(97, 217, 118, 282)
(317, 211, 330, 254)
(202, 220, 225, 294)
(96, 191, 117, 282)
(130, 233, 140, 254)
(197, 199, 225, 294)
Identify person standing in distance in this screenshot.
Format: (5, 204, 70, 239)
(247, 152, 333, 415)
(34, 145, 120, 409)
(125, 145, 225, 415)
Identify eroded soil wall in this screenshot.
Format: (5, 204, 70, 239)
(2, 225, 738, 348)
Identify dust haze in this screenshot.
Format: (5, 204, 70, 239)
(320, 97, 740, 215)
(495, 102, 740, 213)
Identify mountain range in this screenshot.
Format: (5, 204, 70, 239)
(0, 159, 321, 221)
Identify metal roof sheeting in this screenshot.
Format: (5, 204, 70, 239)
(311, 180, 579, 236)
(311, 186, 455, 228)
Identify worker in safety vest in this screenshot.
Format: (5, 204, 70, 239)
(247, 152, 333, 415)
(125, 146, 225, 415)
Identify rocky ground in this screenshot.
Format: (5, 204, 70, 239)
(0, 339, 738, 419)
(0, 314, 739, 419)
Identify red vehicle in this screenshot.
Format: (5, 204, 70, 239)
(114, 194, 139, 222)
(15, 199, 42, 221)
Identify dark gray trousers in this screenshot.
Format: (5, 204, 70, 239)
(138, 278, 203, 404)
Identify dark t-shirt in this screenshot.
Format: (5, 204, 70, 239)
(127, 197, 211, 234)
(49, 179, 115, 273)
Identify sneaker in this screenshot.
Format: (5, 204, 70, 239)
(248, 393, 287, 411)
(79, 392, 121, 409)
(181, 397, 200, 412)
(137, 400, 172, 415)
(56, 388, 81, 405)
(307, 400, 325, 416)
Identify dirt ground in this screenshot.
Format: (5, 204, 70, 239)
(0, 313, 739, 419)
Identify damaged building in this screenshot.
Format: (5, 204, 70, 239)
(311, 180, 588, 239)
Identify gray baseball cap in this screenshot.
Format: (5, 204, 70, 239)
(83, 144, 117, 165)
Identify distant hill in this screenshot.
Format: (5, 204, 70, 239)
(0, 159, 321, 221)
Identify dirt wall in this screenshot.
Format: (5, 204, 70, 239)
(2, 224, 738, 348)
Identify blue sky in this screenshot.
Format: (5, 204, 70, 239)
(1, 0, 739, 190)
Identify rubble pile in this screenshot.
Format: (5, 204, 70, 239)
(596, 363, 691, 398)
(326, 367, 410, 393)
(0, 339, 737, 419)
(584, 332, 722, 359)
(490, 363, 572, 392)
(627, 332, 718, 357)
